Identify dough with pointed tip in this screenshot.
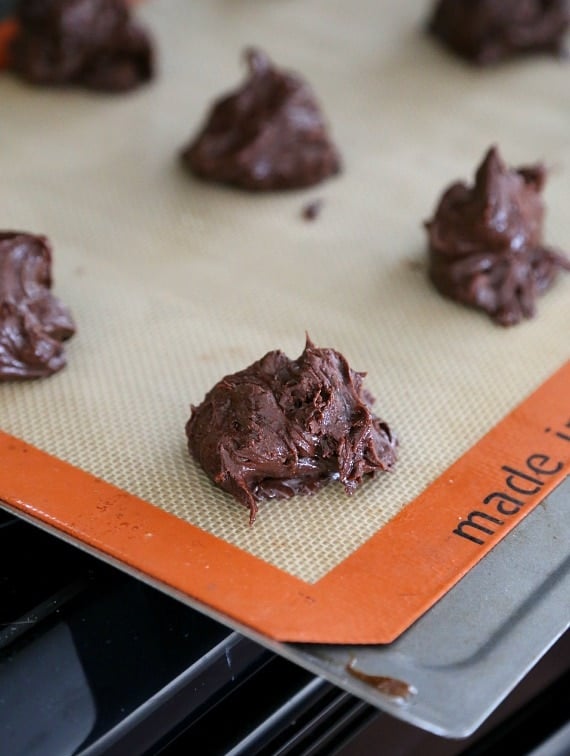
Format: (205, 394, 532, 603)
(181, 48, 341, 191)
(425, 147, 570, 326)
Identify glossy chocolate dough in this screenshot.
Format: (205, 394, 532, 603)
(181, 48, 341, 191)
(425, 147, 570, 326)
(428, 0, 570, 65)
(0, 232, 75, 380)
(10, 0, 154, 92)
(186, 337, 397, 523)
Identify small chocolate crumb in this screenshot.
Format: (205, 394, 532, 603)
(302, 199, 324, 221)
(346, 658, 416, 700)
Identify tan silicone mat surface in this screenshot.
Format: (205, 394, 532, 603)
(1, 0, 568, 584)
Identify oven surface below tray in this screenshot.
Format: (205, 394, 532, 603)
(0, 508, 259, 755)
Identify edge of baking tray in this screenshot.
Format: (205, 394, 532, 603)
(2, 475, 568, 738)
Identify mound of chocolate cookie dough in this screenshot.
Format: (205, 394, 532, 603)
(186, 337, 397, 523)
(428, 0, 570, 65)
(181, 48, 341, 191)
(0, 232, 75, 379)
(10, 0, 154, 92)
(425, 147, 570, 326)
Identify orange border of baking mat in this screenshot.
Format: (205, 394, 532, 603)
(1, 360, 569, 644)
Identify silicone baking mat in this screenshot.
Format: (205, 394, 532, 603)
(0, 0, 568, 644)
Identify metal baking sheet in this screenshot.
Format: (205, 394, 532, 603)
(3, 475, 568, 738)
(170, 474, 570, 738)
(1, 0, 569, 738)
(289, 477, 570, 738)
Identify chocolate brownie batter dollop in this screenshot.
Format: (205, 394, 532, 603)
(428, 0, 570, 65)
(10, 0, 154, 92)
(0, 232, 75, 380)
(186, 338, 397, 523)
(425, 147, 570, 326)
(181, 48, 341, 191)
